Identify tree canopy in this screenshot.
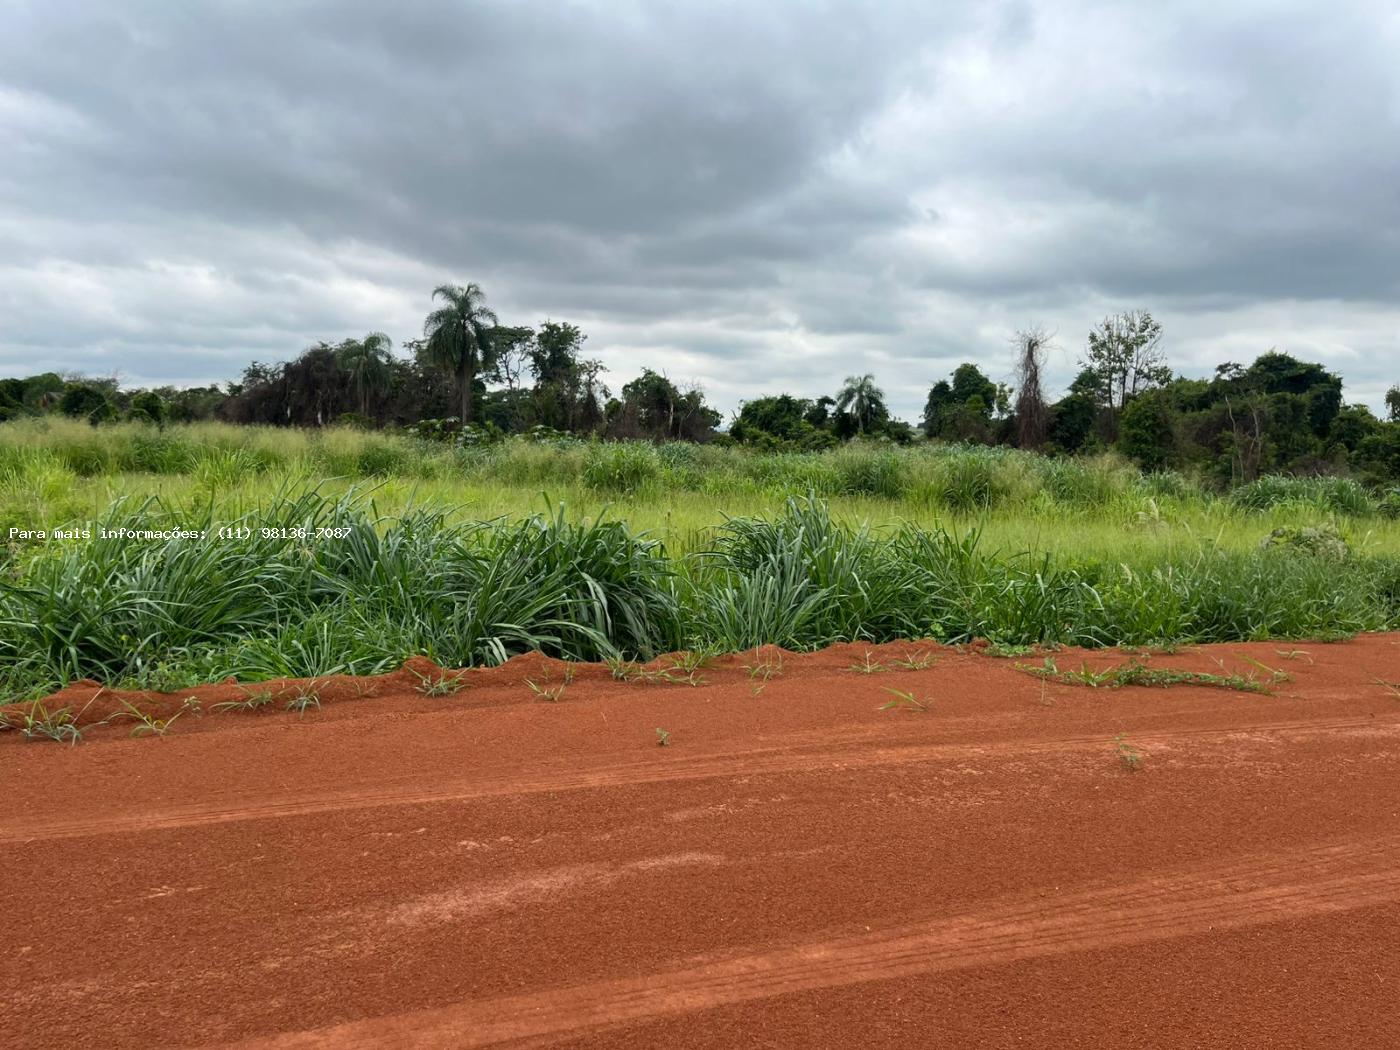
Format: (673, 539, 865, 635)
(423, 283, 498, 426)
(5, 290, 1397, 489)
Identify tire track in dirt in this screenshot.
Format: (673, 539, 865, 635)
(217, 835, 1400, 1049)
(5, 714, 1395, 845)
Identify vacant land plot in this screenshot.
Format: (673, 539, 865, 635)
(5, 420, 1400, 562)
(3, 636, 1399, 1048)
(3, 476, 1399, 699)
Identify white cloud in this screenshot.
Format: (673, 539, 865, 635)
(0, 0, 1396, 414)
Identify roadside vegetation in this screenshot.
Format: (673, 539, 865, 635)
(5, 285, 1400, 701)
(5, 419, 1400, 559)
(2, 482, 1397, 700)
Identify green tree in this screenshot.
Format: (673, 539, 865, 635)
(834, 374, 888, 436)
(530, 321, 584, 386)
(1199, 351, 1346, 478)
(730, 394, 835, 450)
(1241, 351, 1342, 437)
(0, 378, 24, 420)
(336, 332, 394, 417)
(23, 373, 65, 411)
(1387, 385, 1400, 423)
(1328, 404, 1380, 455)
(733, 395, 812, 440)
(612, 370, 719, 441)
(921, 380, 952, 438)
(950, 363, 998, 410)
(127, 390, 168, 427)
(1082, 311, 1171, 412)
(59, 383, 111, 423)
(924, 364, 1002, 442)
(923, 364, 997, 442)
(479, 325, 534, 432)
(158, 384, 224, 422)
(1117, 389, 1174, 469)
(1357, 425, 1400, 483)
(423, 283, 498, 426)
(944, 396, 993, 443)
(1048, 386, 1098, 453)
(576, 358, 610, 433)
(529, 320, 586, 430)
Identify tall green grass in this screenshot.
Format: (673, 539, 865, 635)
(1229, 475, 1377, 516)
(1, 490, 1395, 698)
(696, 496, 1393, 649)
(4, 418, 1400, 700)
(0, 418, 458, 480)
(6, 420, 1400, 546)
(4, 419, 1398, 517)
(0, 487, 684, 695)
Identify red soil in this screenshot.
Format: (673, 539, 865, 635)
(3, 637, 1400, 1048)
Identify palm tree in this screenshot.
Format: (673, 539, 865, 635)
(336, 332, 393, 417)
(835, 374, 886, 435)
(422, 283, 498, 426)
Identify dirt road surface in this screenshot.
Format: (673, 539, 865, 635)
(4, 637, 1399, 1048)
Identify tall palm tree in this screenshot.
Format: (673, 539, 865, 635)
(835, 373, 886, 434)
(336, 332, 393, 417)
(422, 283, 498, 426)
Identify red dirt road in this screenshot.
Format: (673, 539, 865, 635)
(4, 638, 1400, 1048)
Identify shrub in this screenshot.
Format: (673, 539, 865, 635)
(1231, 475, 1376, 516)
(583, 442, 661, 494)
(1041, 458, 1122, 507)
(929, 452, 1004, 512)
(1260, 524, 1350, 560)
(831, 446, 906, 499)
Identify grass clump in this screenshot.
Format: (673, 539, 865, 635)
(1113, 733, 1145, 772)
(583, 443, 661, 494)
(742, 649, 784, 695)
(412, 669, 467, 696)
(849, 652, 888, 675)
(525, 665, 575, 702)
(285, 685, 323, 716)
(891, 649, 939, 670)
(1259, 524, 1350, 559)
(113, 700, 181, 738)
(7, 700, 86, 744)
(212, 688, 275, 714)
(1231, 475, 1375, 516)
(927, 450, 1006, 512)
(0, 487, 685, 694)
(879, 687, 931, 712)
(605, 654, 706, 686)
(1015, 655, 1288, 694)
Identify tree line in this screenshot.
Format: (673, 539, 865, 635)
(4, 283, 1399, 485)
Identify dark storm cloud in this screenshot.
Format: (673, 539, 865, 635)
(1, 0, 1397, 417)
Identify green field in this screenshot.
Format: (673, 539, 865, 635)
(2, 419, 1398, 700)
(5, 418, 1400, 557)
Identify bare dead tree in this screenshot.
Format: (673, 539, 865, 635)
(575, 358, 609, 432)
(1013, 327, 1052, 450)
(1224, 394, 1264, 484)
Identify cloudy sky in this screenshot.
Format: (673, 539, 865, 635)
(2, 0, 1397, 421)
